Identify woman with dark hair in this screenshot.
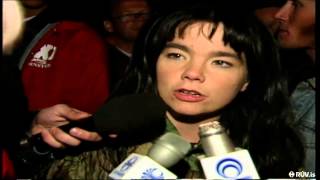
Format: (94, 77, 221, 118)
(39, 4, 304, 179)
(135, 5, 304, 178)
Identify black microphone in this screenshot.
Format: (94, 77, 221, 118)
(20, 93, 168, 158)
(93, 93, 168, 144)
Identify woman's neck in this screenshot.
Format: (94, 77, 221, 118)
(166, 111, 219, 143)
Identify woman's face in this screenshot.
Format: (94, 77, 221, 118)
(156, 22, 249, 117)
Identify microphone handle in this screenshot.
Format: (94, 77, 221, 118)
(15, 119, 98, 177)
(27, 118, 96, 156)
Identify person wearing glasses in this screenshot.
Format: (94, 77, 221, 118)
(102, 0, 152, 94)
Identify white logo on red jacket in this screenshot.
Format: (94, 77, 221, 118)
(28, 44, 57, 68)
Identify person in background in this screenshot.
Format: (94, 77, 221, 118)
(255, 0, 315, 172)
(5, 0, 52, 66)
(275, 0, 315, 172)
(2, 1, 103, 179)
(2, 1, 26, 178)
(2, 0, 110, 114)
(19, 19, 110, 114)
(254, 0, 314, 93)
(102, 0, 152, 93)
(275, 0, 315, 60)
(17, 0, 111, 177)
(38, 4, 304, 179)
(253, 0, 284, 33)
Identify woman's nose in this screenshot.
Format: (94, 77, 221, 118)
(181, 62, 205, 82)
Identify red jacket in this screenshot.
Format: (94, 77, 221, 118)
(2, 149, 15, 179)
(21, 21, 110, 113)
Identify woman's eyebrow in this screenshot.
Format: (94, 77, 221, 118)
(165, 42, 242, 61)
(165, 42, 189, 52)
(210, 51, 241, 60)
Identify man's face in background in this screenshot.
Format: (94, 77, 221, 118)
(110, 0, 151, 42)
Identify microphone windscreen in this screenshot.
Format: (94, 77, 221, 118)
(148, 133, 191, 168)
(93, 93, 168, 145)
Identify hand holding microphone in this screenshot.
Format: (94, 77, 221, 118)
(31, 104, 101, 149)
(199, 121, 260, 179)
(109, 132, 191, 179)
(20, 93, 167, 159)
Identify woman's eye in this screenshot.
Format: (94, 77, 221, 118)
(166, 53, 184, 60)
(212, 60, 232, 68)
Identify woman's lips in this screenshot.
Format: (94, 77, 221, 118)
(174, 89, 206, 102)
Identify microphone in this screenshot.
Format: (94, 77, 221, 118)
(93, 93, 168, 145)
(198, 121, 260, 179)
(109, 132, 191, 179)
(20, 93, 168, 158)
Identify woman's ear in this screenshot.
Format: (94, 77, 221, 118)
(103, 20, 114, 33)
(240, 81, 249, 92)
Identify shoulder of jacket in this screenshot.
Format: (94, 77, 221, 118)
(53, 20, 93, 32)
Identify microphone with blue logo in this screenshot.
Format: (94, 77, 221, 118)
(199, 121, 260, 179)
(109, 132, 191, 179)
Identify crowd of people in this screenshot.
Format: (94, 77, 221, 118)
(2, 0, 315, 179)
